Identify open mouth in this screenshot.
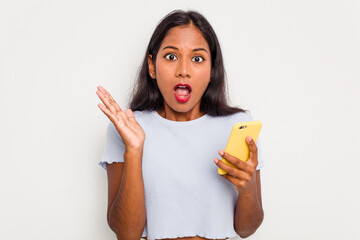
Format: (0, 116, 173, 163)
(173, 84, 192, 103)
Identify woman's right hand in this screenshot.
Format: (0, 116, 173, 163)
(96, 86, 145, 153)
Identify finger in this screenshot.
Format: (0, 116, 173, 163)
(99, 85, 111, 97)
(214, 158, 248, 179)
(118, 110, 128, 123)
(108, 98, 122, 113)
(125, 108, 135, 119)
(97, 103, 119, 123)
(221, 173, 240, 185)
(97, 86, 122, 112)
(221, 174, 248, 191)
(221, 173, 244, 186)
(101, 87, 122, 112)
(97, 86, 109, 99)
(96, 90, 117, 114)
(246, 136, 258, 165)
(97, 85, 107, 94)
(218, 150, 248, 172)
(98, 86, 115, 103)
(98, 103, 128, 130)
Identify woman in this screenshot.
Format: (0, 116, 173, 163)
(97, 10, 264, 240)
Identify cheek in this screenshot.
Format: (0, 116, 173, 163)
(194, 69, 211, 90)
(155, 63, 172, 92)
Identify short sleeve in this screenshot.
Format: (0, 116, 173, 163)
(256, 136, 264, 170)
(98, 122, 126, 170)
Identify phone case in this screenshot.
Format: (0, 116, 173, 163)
(217, 121, 262, 175)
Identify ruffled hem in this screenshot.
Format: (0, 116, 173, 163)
(98, 162, 107, 170)
(256, 160, 264, 170)
(98, 161, 123, 170)
(141, 232, 238, 240)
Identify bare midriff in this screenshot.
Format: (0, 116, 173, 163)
(142, 236, 226, 240)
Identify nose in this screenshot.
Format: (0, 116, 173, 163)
(176, 58, 191, 78)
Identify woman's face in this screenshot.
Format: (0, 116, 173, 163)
(148, 24, 212, 116)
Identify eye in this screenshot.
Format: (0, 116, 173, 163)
(165, 53, 178, 61)
(192, 56, 204, 63)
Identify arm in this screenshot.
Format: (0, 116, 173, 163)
(96, 86, 147, 240)
(107, 151, 146, 240)
(214, 136, 264, 238)
(233, 170, 263, 238)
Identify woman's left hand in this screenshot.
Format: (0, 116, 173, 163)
(214, 136, 258, 193)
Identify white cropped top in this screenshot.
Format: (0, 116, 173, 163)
(99, 110, 263, 240)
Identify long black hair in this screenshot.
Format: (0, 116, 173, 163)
(129, 10, 247, 116)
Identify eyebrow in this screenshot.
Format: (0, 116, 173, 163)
(162, 46, 209, 53)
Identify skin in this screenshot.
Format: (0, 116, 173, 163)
(148, 24, 212, 121)
(97, 87, 146, 240)
(96, 24, 263, 240)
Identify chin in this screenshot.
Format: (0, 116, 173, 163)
(169, 102, 199, 113)
(170, 106, 192, 113)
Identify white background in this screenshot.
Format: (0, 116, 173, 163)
(1, 0, 359, 239)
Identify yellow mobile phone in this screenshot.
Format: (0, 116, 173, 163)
(218, 121, 262, 175)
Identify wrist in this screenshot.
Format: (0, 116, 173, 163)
(124, 149, 143, 160)
(123, 150, 143, 174)
(237, 175, 257, 194)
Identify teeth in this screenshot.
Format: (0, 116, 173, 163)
(178, 86, 190, 90)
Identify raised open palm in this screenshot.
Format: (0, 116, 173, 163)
(96, 86, 145, 152)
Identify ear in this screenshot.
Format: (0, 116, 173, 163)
(148, 54, 156, 79)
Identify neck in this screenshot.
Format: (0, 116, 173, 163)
(157, 103, 205, 122)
